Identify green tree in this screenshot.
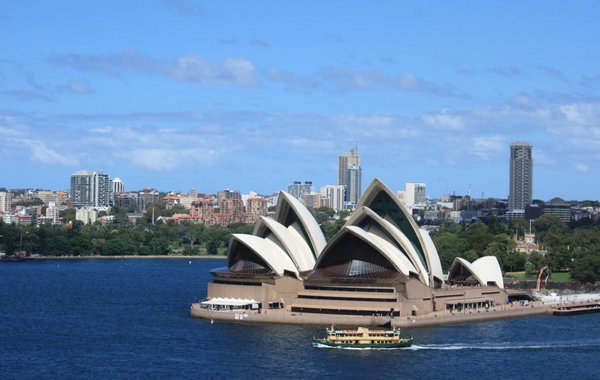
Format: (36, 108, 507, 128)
(312, 207, 335, 225)
(431, 232, 469, 270)
(136, 245, 152, 256)
(570, 252, 600, 283)
(148, 238, 169, 255)
(437, 220, 463, 235)
(525, 252, 546, 275)
(321, 220, 344, 241)
(206, 238, 219, 255)
(0, 223, 22, 254)
(501, 250, 527, 273)
(524, 261, 537, 275)
(103, 239, 133, 256)
(533, 214, 566, 244)
(462, 220, 492, 256)
(70, 235, 93, 256)
(60, 208, 76, 224)
(45, 235, 72, 256)
(485, 215, 507, 235)
(508, 218, 529, 238)
(483, 234, 518, 271)
(547, 245, 572, 272)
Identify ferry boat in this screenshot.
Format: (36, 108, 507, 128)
(313, 326, 413, 349)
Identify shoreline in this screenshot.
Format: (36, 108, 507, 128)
(190, 301, 555, 328)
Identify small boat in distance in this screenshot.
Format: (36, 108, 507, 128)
(313, 326, 413, 349)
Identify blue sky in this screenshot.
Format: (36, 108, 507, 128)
(2, 1, 600, 200)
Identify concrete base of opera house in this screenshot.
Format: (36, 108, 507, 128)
(190, 301, 554, 328)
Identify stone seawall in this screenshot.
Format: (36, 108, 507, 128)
(392, 302, 552, 328)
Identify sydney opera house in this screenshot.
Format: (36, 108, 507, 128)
(191, 179, 508, 326)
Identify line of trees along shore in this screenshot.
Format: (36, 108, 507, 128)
(1, 206, 599, 283)
(430, 214, 600, 283)
(0, 219, 253, 258)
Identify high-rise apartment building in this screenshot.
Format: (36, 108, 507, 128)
(0, 191, 11, 213)
(217, 189, 241, 210)
(338, 147, 361, 205)
(111, 177, 124, 206)
(346, 165, 362, 205)
(70, 171, 111, 208)
(301, 192, 321, 209)
(46, 201, 60, 224)
(508, 141, 533, 211)
(287, 181, 313, 200)
(402, 183, 427, 209)
(320, 185, 345, 211)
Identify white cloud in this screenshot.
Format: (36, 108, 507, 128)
(0, 125, 26, 138)
(331, 114, 420, 140)
(171, 56, 257, 85)
(509, 93, 539, 110)
(89, 126, 112, 134)
(574, 163, 589, 172)
(533, 151, 555, 165)
(19, 139, 78, 166)
(287, 137, 334, 150)
(264, 67, 316, 90)
(468, 135, 506, 160)
(49, 51, 258, 86)
(315, 67, 465, 98)
(336, 114, 396, 127)
(422, 109, 464, 131)
(0, 121, 77, 166)
(66, 80, 93, 94)
(121, 147, 221, 170)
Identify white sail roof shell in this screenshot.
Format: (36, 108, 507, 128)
(450, 256, 504, 289)
(316, 226, 418, 277)
(253, 216, 315, 272)
(356, 178, 435, 285)
(472, 256, 504, 289)
(229, 234, 299, 277)
(275, 192, 327, 258)
(419, 229, 444, 284)
(347, 207, 430, 286)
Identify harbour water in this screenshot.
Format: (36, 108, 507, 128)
(1, 259, 599, 379)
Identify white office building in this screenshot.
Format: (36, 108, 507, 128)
(320, 185, 345, 211)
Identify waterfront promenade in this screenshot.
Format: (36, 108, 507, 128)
(191, 299, 600, 327)
(190, 300, 558, 327)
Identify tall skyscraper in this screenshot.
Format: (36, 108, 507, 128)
(338, 146, 362, 205)
(346, 165, 362, 205)
(509, 141, 533, 211)
(70, 170, 111, 208)
(287, 181, 313, 200)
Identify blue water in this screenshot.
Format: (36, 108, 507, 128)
(1, 259, 599, 379)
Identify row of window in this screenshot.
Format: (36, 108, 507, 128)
(298, 294, 397, 302)
(291, 306, 400, 317)
(304, 285, 395, 293)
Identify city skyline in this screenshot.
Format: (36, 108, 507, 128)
(2, 2, 600, 200)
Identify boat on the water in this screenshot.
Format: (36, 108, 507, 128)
(313, 326, 413, 349)
(553, 303, 600, 316)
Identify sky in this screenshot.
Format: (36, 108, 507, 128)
(1, 1, 600, 200)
